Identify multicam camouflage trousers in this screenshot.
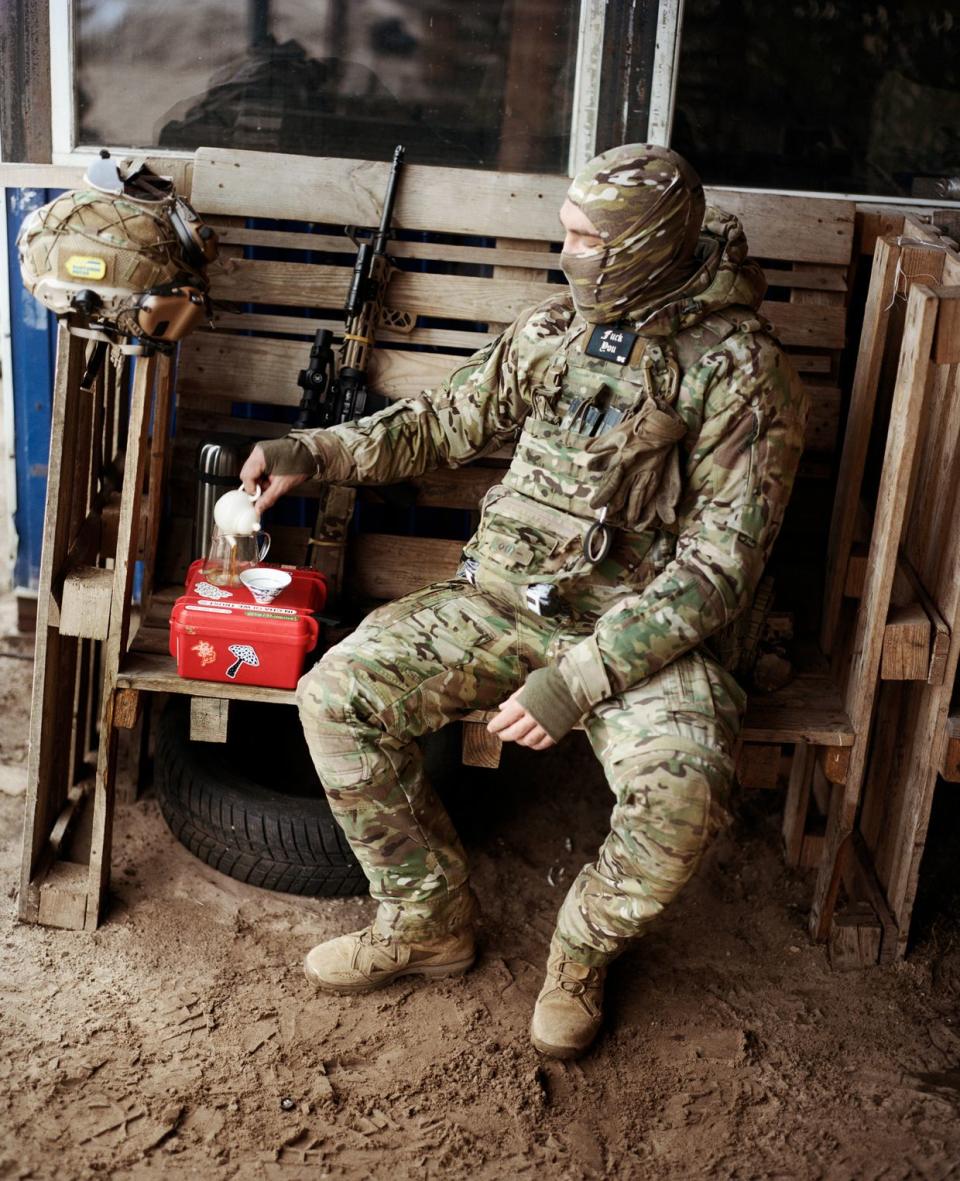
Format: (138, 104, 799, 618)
(297, 579, 745, 967)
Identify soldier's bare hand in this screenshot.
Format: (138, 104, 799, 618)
(240, 444, 311, 513)
(488, 690, 555, 750)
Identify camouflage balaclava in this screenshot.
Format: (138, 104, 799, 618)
(560, 143, 705, 325)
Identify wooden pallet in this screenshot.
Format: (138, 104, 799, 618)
(18, 327, 173, 929)
(846, 227, 960, 962)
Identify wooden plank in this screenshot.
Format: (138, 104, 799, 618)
(782, 743, 815, 868)
(896, 555, 951, 686)
(58, 566, 113, 640)
(818, 747, 851, 786)
(932, 287, 960, 364)
(765, 264, 847, 293)
(87, 353, 158, 929)
(809, 283, 939, 942)
(113, 688, 142, 731)
(880, 603, 931, 681)
(462, 723, 503, 769)
(117, 651, 297, 705)
(828, 907, 883, 970)
(211, 228, 846, 291)
(941, 713, 960, 782)
(799, 833, 825, 870)
(803, 385, 841, 452)
(842, 832, 900, 965)
(190, 698, 231, 744)
(19, 328, 85, 922)
(207, 257, 557, 324)
(180, 314, 846, 415)
(0, 156, 192, 191)
(191, 149, 856, 263)
(820, 236, 899, 654)
(348, 534, 464, 602)
(212, 224, 565, 272)
(740, 675, 853, 747)
(36, 862, 89, 931)
(140, 353, 174, 616)
(735, 743, 782, 790)
(207, 311, 489, 352)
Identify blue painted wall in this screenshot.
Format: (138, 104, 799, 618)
(6, 188, 61, 590)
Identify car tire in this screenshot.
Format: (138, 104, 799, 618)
(154, 695, 369, 897)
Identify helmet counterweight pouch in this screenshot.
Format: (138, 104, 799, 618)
(16, 151, 218, 354)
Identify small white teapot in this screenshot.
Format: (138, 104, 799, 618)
(213, 485, 262, 535)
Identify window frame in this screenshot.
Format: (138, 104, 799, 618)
(50, 0, 609, 177)
(644, 0, 960, 208)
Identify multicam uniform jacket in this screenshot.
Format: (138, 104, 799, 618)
(290, 208, 808, 725)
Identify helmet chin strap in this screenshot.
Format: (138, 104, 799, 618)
(66, 323, 158, 357)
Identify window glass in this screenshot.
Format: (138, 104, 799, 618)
(672, 2, 960, 199)
(74, 0, 579, 173)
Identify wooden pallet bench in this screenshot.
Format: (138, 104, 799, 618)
(23, 147, 946, 941)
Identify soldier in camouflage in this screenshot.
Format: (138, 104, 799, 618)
(241, 144, 807, 1058)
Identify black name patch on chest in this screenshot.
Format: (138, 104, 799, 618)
(585, 325, 638, 365)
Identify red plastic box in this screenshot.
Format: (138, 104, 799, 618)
(169, 563, 328, 690)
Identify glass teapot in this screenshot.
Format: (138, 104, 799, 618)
(202, 527, 271, 588)
(201, 486, 270, 587)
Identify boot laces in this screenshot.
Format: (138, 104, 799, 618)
(555, 954, 600, 997)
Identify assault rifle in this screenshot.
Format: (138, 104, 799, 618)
(294, 143, 413, 428)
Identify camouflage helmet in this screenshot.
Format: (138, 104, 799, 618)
(17, 153, 218, 350)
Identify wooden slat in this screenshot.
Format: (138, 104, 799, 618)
(0, 157, 194, 191)
(207, 312, 488, 351)
(763, 264, 847, 293)
(190, 148, 855, 264)
(19, 328, 85, 923)
(211, 225, 565, 272)
(207, 258, 554, 325)
(190, 698, 231, 744)
(87, 354, 159, 930)
(803, 385, 841, 453)
(821, 238, 937, 654)
(880, 603, 931, 681)
(941, 713, 960, 783)
(179, 317, 846, 415)
(113, 688, 143, 730)
(59, 566, 113, 640)
(117, 651, 296, 705)
(735, 743, 782, 789)
(462, 724, 503, 769)
(348, 534, 464, 601)
(205, 257, 847, 348)
(782, 744, 816, 868)
(740, 675, 853, 747)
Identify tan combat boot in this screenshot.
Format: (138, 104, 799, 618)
(530, 937, 606, 1059)
(303, 924, 476, 994)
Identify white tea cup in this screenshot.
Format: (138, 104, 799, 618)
(239, 567, 292, 604)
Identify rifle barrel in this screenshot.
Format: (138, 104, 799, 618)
(374, 144, 405, 253)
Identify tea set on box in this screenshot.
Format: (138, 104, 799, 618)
(169, 486, 329, 690)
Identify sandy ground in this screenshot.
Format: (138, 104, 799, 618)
(1, 601, 960, 1180)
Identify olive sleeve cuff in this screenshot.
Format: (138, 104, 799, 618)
(257, 436, 320, 477)
(515, 665, 585, 743)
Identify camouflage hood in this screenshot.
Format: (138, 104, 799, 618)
(629, 205, 768, 338)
